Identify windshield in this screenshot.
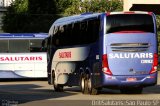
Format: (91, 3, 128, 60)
(106, 14, 154, 33)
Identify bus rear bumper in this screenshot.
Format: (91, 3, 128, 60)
(101, 72, 157, 88)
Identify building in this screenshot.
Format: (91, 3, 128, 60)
(123, 0, 160, 14)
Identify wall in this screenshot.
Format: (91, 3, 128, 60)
(123, 0, 160, 11)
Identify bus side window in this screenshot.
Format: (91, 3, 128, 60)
(92, 18, 100, 42)
(58, 25, 64, 47)
(66, 24, 73, 46)
(87, 20, 93, 43)
(87, 19, 100, 44)
(72, 22, 81, 45)
(80, 21, 88, 44)
(62, 25, 68, 46)
(52, 26, 60, 47)
(0, 40, 8, 53)
(9, 39, 29, 53)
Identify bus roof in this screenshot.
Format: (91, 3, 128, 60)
(53, 13, 102, 26)
(53, 11, 153, 26)
(0, 33, 48, 39)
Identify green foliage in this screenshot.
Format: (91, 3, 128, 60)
(156, 15, 160, 55)
(2, 0, 123, 32)
(64, 0, 123, 16)
(64, 0, 81, 15)
(156, 15, 160, 31)
(12, 0, 28, 13)
(2, 0, 63, 33)
(28, 0, 57, 14)
(54, 0, 74, 13)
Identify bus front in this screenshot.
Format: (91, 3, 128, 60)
(102, 12, 158, 93)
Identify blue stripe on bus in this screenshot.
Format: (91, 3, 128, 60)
(0, 33, 48, 38)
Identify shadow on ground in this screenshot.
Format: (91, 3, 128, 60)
(0, 83, 77, 105)
(0, 81, 160, 105)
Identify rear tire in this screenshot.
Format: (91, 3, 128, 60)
(120, 87, 143, 94)
(52, 71, 63, 92)
(88, 76, 98, 95)
(54, 84, 64, 92)
(81, 74, 89, 94)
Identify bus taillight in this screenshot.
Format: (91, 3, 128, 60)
(102, 54, 112, 75)
(106, 12, 110, 16)
(150, 53, 158, 74)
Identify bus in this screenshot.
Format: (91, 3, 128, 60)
(0, 33, 48, 79)
(45, 11, 158, 94)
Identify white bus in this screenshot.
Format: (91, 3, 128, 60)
(0, 33, 48, 78)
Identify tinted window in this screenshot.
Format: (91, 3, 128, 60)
(52, 17, 100, 47)
(9, 40, 29, 53)
(72, 22, 81, 45)
(0, 40, 8, 53)
(106, 14, 154, 33)
(30, 39, 43, 52)
(87, 19, 100, 43)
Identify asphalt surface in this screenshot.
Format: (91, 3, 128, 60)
(0, 72, 160, 106)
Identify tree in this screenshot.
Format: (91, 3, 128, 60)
(2, 0, 70, 33)
(2, 0, 123, 32)
(64, 0, 123, 16)
(156, 15, 160, 55)
(2, 0, 28, 32)
(64, 0, 81, 16)
(157, 15, 160, 31)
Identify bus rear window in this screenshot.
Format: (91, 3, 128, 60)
(106, 14, 154, 33)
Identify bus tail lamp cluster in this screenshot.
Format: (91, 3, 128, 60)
(102, 54, 112, 75)
(149, 53, 158, 74)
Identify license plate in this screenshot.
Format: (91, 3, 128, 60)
(126, 78, 137, 82)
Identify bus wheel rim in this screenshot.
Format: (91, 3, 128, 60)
(81, 78, 85, 92)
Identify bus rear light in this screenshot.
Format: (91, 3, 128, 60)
(148, 12, 152, 15)
(149, 53, 158, 74)
(102, 54, 112, 75)
(106, 12, 110, 16)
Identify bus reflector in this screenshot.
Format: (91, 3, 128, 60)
(150, 53, 158, 74)
(102, 54, 112, 75)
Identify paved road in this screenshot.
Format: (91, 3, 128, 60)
(0, 73, 160, 106)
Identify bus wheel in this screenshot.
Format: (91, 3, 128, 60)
(52, 71, 63, 92)
(88, 77, 98, 95)
(120, 87, 143, 94)
(81, 74, 89, 94)
(81, 76, 85, 93)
